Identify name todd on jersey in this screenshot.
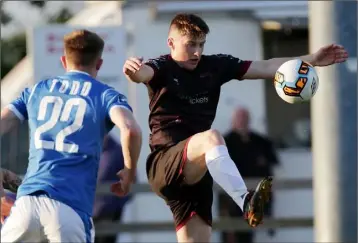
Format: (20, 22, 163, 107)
(49, 79, 92, 97)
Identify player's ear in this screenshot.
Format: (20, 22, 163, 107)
(96, 58, 103, 71)
(167, 37, 175, 50)
(60, 56, 67, 70)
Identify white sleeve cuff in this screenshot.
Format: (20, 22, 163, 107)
(7, 104, 25, 121)
(109, 105, 132, 114)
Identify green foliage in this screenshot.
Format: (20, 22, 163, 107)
(48, 8, 73, 24)
(1, 33, 27, 79)
(1, 4, 73, 79)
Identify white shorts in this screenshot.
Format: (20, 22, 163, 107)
(1, 195, 95, 243)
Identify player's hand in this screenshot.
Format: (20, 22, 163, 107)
(1, 191, 16, 224)
(110, 168, 136, 197)
(123, 57, 144, 75)
(312, 44, 348, 67)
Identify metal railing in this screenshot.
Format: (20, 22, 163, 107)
(94, 178, 313, 236)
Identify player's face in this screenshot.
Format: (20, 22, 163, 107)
(170, 34, 206, 70)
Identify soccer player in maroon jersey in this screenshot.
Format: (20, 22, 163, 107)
(123, 13, 348, 242)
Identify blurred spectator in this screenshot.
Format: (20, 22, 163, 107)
(93, 134, 134, 243)
(219, 107, 279, 243)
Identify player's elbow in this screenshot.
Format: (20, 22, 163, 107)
(110, 107, 142, 141)
(122, 122, 142, 141)
(243, 60, 274, 80)
(125, 74, 142, 84)
(130, 124, 142, 140)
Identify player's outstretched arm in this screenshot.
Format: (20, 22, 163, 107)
(242, 44, 348, 80)
(123, 57, 154, 84)
(0, 107, 22, 136)
(109, 106, 142, 180)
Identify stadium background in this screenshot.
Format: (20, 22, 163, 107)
(1, 1, 356, 242)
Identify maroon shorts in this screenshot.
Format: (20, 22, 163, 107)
(146, 138, 213, 231)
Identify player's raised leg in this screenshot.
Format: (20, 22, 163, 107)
(181, 129, 272, 233)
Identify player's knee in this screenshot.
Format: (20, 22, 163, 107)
(184, 129, 225, 184)
(203, 129, 225, 148)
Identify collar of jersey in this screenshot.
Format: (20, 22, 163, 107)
(67, 70, 91, 76)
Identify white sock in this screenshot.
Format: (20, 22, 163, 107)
(205, 145, 248, 210)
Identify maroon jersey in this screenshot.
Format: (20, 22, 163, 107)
(144, 54, 252, 150)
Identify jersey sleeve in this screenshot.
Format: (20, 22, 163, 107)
(144, 55, 168, 89)
(214, 54, 252, 85)
(6, 87, 32, 121)
(102, 88, 133, 120)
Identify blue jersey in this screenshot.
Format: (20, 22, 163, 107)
(7, 71, 132, 216)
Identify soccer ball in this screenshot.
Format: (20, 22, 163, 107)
(274, 59, 319, 104)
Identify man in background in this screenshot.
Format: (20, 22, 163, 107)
(93, 134, 134, 243)
(220, 107, 279, 243)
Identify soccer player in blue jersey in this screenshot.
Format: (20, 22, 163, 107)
(0, 29, 142, 242)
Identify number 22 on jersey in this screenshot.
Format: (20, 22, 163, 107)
(34, 96, 87, 153)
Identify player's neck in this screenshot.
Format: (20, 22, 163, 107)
(66, 66, 96, 78)
(170, 54, 193, 70)
(170, 56, 185, 68)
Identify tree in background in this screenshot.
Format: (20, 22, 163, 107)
(1, 1, 73, 79)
